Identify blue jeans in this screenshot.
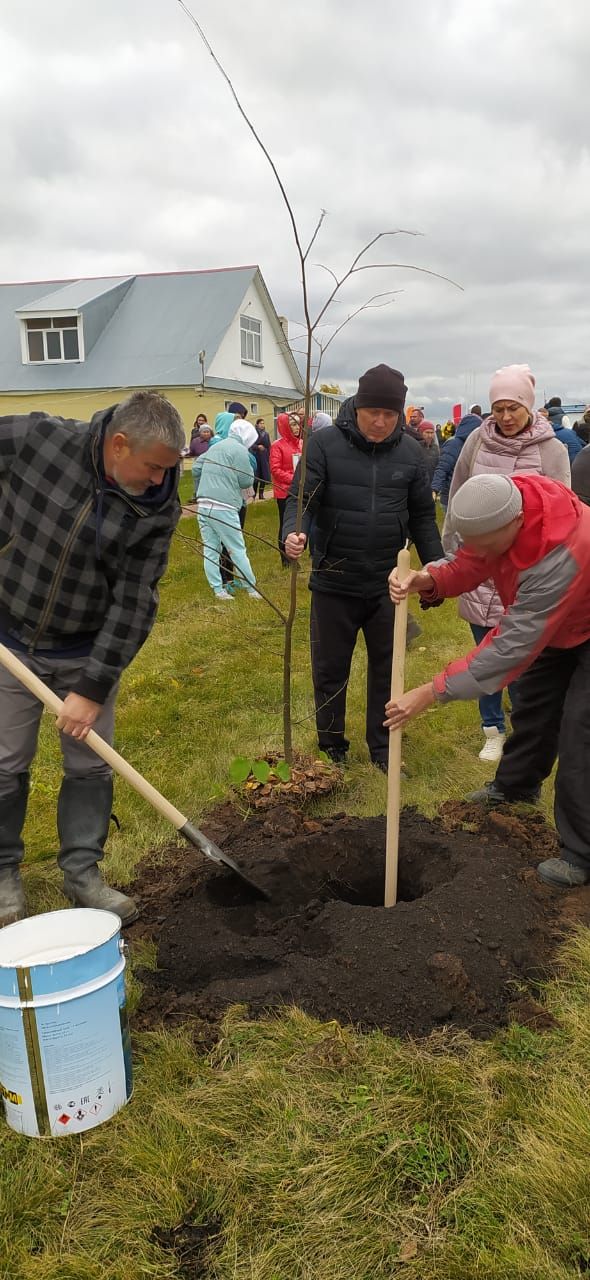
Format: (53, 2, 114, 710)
(470, 624, 519, 732)
(197, 504, 256, 595)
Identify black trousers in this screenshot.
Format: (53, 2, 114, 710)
(495, 640, 590, 866)
(310, 590, 396, 762)
(276, 497, 289, 565)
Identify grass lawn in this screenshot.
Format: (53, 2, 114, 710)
(2, 475, 586, 1280)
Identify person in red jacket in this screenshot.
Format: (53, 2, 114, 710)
(385, 472, 590, 888)
(270, 412, 303, 566)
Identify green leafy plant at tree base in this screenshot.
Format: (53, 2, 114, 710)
(229, 756, 291, 786)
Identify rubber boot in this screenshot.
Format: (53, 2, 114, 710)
(58, 776, 138, 925)
(0, 773, 29, 926)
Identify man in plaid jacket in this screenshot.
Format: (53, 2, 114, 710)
(0, 391, 184, 926)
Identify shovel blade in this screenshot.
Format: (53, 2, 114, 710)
(179, 820, 271, 900)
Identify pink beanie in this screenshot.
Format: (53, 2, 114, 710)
(489, 364, 536, 413)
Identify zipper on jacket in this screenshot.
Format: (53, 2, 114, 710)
(28, 498, 93, 653)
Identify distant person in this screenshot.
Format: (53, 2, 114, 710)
(470, 404, 483, 417)
(195, 420, 261, 601)
(573, 408, 590, 446)
(545, 396, 572, 429)
(440, 420, 455, 442)
(270, 413, 303, 566)
(431, 412, 482, 509)
(282, 364, 442, 771)
(227, 401, 248, 419)
(190, 413, 209, 441)
(311, 411, 333, 432)
(571, 444, 590, 505)
(417, 420, 439, 483)
(444, 364, 570, 763)
(189, 422, 212, 458)
(251, 418, 271, 500)
(545, 398, 584, 463)
(200, 411, 255, 583)
(189, 422, 213, 500)
(405, 406, 424, 440)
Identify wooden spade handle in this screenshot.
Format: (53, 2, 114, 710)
(384, 546, 412, 908)
(0, 641, 188, 830)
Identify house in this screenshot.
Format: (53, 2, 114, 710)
(0, 266, 305, 433)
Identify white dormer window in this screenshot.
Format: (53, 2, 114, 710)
(21, 315, 82, 363)
(240, 314, 262, 365)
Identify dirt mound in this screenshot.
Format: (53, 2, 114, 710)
(130, 803, 586, 1040)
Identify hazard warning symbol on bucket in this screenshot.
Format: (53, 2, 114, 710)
(57, 1114, 71, 1126)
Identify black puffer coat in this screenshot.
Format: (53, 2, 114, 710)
(282, 397, 443, 597)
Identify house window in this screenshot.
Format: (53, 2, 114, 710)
(240, 314, 262, 365)
(250, 402, 258, 413)
(24, 316, 80, 362)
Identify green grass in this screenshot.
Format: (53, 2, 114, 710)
(1, 479, 576, 1280)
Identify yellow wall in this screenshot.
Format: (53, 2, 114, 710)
(0, 386, 286, 438)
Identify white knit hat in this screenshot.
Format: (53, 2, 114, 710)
(451, 475, 523, 538)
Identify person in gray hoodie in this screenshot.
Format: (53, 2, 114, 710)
(194, 420, 261, 601)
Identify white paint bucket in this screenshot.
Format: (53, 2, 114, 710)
(0, 909, 132, 1137)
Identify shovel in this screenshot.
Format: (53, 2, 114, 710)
(384, 544, 411, 907)
(0, 641, 270, 901)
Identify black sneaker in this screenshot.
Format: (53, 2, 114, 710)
(466, 781, 540, 805)
(323, 746, 348, 766)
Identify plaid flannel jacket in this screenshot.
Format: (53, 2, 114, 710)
(0, 408, 180, 702)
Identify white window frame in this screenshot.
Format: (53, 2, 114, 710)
(250, 402, 258, 413)
(240, 314, 262, 366)
(19, 312, 84, 364)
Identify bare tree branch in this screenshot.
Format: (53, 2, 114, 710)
(303, 209, 327, 261)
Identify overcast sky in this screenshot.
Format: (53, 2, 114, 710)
(1, 0, 589, 416)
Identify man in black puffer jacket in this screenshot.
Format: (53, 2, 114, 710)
(283, 363, 443, 769)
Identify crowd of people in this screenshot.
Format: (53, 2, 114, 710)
(2, 364, 590, 929)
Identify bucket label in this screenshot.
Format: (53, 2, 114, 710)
(0, 1081, 23, 1106)
(0, 963, 131, 1138)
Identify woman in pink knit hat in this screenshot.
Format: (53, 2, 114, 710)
(444, 364, 570, 763)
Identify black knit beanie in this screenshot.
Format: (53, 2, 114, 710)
(227, 401, 248, 417)
(355, 364, 407, 413)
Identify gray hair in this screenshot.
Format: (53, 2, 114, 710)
(107, 391, 185, 452)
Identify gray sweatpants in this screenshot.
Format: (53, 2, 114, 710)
(0, 652, 117, 799)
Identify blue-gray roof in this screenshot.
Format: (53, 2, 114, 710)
(0, 267, 302, 395)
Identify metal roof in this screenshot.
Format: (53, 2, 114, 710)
(15, 277, 134, 314)
(0, 267, 302, 395)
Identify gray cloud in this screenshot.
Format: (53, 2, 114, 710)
(0, 0, 588, 415)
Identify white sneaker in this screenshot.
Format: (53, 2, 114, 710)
(214, 590, 234, 601)
(246, 589, 262, 599)
(478, 727, 506, 762)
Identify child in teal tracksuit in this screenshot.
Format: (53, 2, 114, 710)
(193, 419, 260, 600)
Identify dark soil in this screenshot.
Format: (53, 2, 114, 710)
(129, 802, 590, 1040)
(151, 1216, 220, 1279)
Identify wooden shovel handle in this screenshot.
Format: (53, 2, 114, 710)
(0, 641, 187, 830)
(384, 546, 412, 907)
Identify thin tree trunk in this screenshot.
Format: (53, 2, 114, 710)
(282, 331, 313, 763)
